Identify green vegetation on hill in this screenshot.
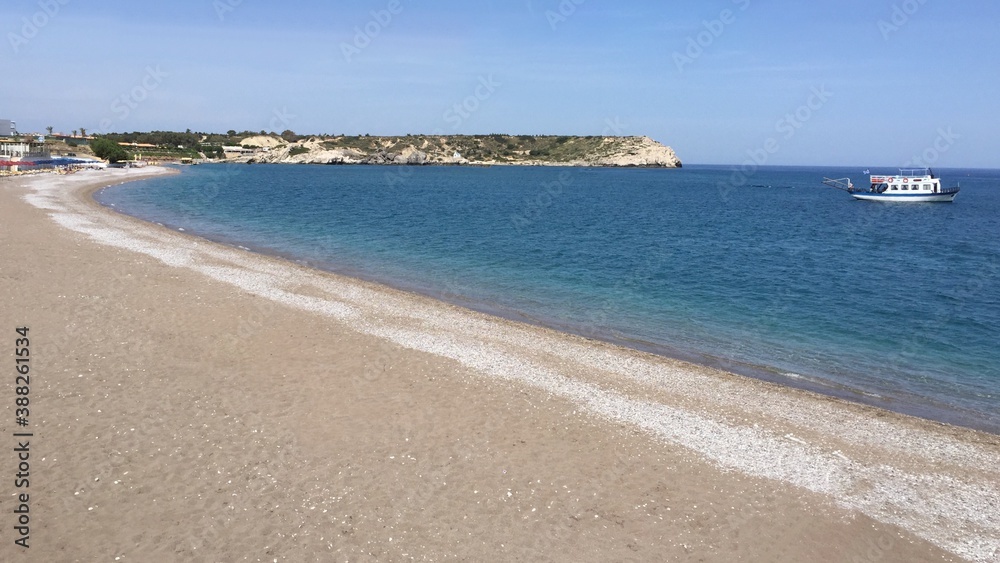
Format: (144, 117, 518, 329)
(318, 134, 621, 164)
(103, 130, 204, 147)
(89, 137, 128, 163)
(76, 130, 677, 166)
(99, 130, 259, 160)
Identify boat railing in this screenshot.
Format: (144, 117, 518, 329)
(898, 167, 933, 178)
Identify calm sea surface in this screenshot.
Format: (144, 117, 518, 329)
(97, 164, 1000, 431)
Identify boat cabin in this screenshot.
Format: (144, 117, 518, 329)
(868, 168, 945, 194)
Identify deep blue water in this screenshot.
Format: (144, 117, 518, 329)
(97, 164, 1000, 432)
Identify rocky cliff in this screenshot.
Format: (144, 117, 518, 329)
(231, 134, 681, 168)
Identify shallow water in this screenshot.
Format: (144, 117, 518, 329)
(97, 164, 1000, 431)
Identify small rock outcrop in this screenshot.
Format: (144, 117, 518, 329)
(406, 151, 427, 165)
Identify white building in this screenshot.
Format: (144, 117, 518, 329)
(0, 141, 33, 158)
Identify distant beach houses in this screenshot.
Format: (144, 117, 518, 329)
(0, 119, 47, 171)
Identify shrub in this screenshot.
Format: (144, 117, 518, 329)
(90, 137, 128, 163)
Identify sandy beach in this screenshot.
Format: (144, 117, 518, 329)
(1, 167, 998, 562)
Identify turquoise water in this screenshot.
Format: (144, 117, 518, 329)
(97, 164, 1000, 431)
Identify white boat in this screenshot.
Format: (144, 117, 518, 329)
(822, 168, 959, 202)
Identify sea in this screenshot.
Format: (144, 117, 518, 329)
(95, 164, 1000, 433)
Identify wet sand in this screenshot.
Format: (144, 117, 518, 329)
(1, 167, 998, 562)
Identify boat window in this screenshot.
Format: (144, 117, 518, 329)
(901, 185, 908, 190)
(924, 184, 931, 189)
(890, 185, 898, 190)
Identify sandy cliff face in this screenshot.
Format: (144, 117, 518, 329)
(238, 135, 285, 148)
(233, 135, 681, 167)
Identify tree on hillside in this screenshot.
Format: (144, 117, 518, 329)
(46, 126, 53, 136)
(280, 129, 299, 143)
(90, 137, 128, 163)
(79, 127, 87, 137)
(72, 129, 78, 137)
(203, 146, 224, 159)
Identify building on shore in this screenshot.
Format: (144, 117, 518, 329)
(1, 130, 53, 172)
(223, 145, 258, 156)
(0, 119, 14, 137)
(0, 139, 47, 159)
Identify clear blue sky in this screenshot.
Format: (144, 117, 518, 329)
(2, 0, 997, 167)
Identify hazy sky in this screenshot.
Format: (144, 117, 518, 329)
(3, 0, 997, 167)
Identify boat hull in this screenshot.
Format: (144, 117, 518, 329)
(851, 191, 958, 203)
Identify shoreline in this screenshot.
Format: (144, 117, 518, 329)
(4, 167, 1000, 561)
(94, 165, 998, 435)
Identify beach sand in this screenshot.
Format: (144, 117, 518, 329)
(1, 167, 998, 562)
